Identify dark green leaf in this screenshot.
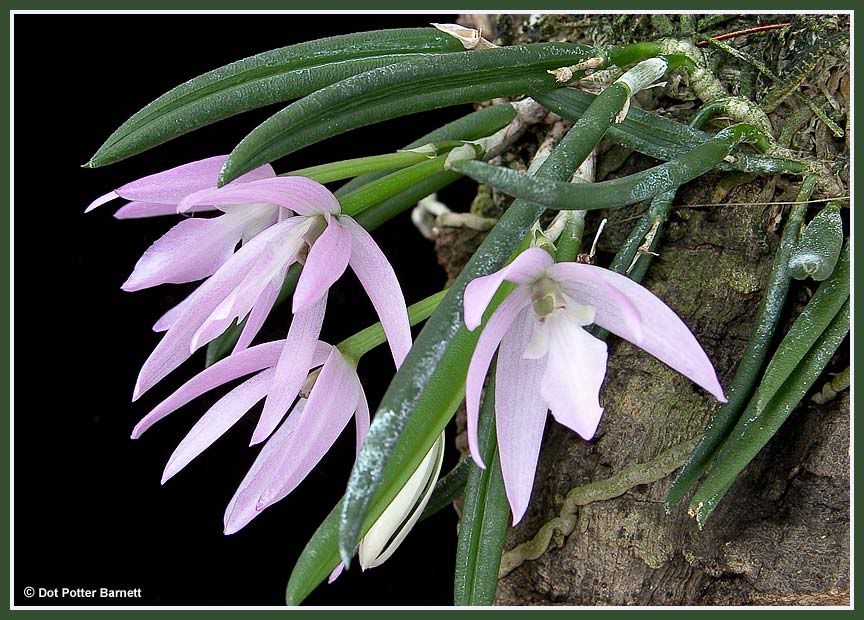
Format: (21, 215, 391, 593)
(454, 377, 509, 605)
(220, 42, 594, 184)
(87, 28, 466, 167)
(789, 202, 844, 281)
(668, 175, 820, 505)
(535, 89, 806, 175)
(450, 124, 768, 211)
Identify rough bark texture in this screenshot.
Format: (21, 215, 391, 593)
(435, 14, 850, 606)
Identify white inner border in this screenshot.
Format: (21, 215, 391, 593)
(7, 8, 855, 612)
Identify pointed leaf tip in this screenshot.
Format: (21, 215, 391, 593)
(338, 544, 354, 569)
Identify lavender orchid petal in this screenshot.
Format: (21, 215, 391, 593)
(122, 208, 278, 291)
(464, 287, 531, 468)
(495, 308, 550, 525)
(462, 247, 554, 330)
(233, 268, 287, 353)
(223, 399, 308, 535)
(189, 217, 310, 352)
(132, 340, 331, 438)
(253, 293, 328, 444)
(116, 156, 274, 204)
(152, 295, 193, 333)
(293, 218, 352, 313)
(540, 312, 608, 440)
(588, 267, 727, 401)
(328, 564, 345, 584)
(161, 369, 275, 483)
(257, 349, 360, 508)
(84, 190, 119, 213)
(353, 381, 371, 459)
(177, 177, 339, 216)
(545, 262, 644, 342)
(341, 216, 412, 366)
(114, 201, 218, 219)
(133, 219, 301, 399)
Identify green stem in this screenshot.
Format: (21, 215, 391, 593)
(339, 154, 453, 217)
(689, 98, 732, 129)
(335, 103, 517, 197)
(554, 212, 586, 262)
(338, 289, 448, 361)
(603, 40, 665, 67)
(282, 143, 461, 184)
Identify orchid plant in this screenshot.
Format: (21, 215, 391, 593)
(83, 20, 846, 607)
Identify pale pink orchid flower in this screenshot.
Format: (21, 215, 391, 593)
(133, 177, 411, 451)
(131, 338, 370, 535)
(86, 155, 281, 293)
(463, 247, 727, 524)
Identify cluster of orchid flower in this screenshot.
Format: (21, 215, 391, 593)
(86, 141, 725, 575)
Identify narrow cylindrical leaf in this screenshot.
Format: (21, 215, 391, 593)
(454, 378, 510, 606)
(749, 243, 849, 412)
(535, 88, 805, 175)
(220, 42, 594, 184)
(87, 28, 467, 167)
(667, 175, 821, 506)
(788, 202, 844, 281)
(689, 299, 849, 525)
(449, 124, 769, 212)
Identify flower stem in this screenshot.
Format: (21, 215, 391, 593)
(337, 289, 448, 362)
(553, 213, 586, 262)
(339, 154, 451, 217)
(335, 103, 517, 197)
(282, 142, 462, 184)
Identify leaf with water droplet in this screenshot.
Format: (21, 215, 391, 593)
(789, 202, 844, 281)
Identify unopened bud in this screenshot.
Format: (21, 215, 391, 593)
(358, 432, 446, 570)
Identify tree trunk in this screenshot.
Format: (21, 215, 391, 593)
(438, 13, 849, 606)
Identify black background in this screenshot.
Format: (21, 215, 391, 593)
(13, 13, 479, 606)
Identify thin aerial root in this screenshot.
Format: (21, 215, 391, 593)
(498, 437, 699, 578)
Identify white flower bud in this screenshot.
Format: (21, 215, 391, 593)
(358, 431, 446, 570)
